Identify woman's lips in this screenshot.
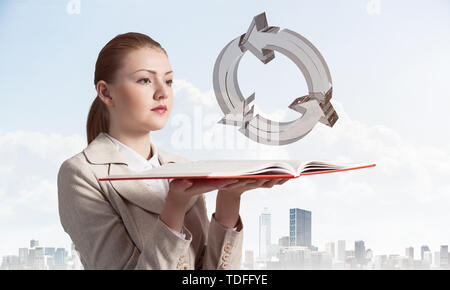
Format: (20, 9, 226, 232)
(152, 108, 167, 114)
(151, 105, 167, 114)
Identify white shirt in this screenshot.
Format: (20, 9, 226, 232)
(105, 133, 238, 239)
(105, 133, 186, 239)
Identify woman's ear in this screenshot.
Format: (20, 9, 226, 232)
(97, 80, 114, 107)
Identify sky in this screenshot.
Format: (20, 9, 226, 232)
(0, 0, 449, 260)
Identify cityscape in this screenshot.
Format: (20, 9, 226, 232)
(1, 239, 83, 270)
(241, 207, 450, 270)
(1, 208, 449, 270)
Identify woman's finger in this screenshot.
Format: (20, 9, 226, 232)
(220, 178, 258, 190)
(247, 178, 270, 188)
(255, 178, 280, 188)
(171, 179, 194, 190)
(219, 177, 290, 193)
(277, 178, 290, 185)
(187, 179, 239, 194)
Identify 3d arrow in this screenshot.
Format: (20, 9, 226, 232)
(213, 12, 338, 145)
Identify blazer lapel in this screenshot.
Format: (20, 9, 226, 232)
(84, 132, 197, 215)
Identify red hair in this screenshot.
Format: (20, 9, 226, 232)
(86, 32, 167, 144)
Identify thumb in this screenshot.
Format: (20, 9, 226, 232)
(171, 179, 193, 189)
(182, 179, 194, 188)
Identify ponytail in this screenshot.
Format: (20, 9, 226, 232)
(86, 96, 110, 145)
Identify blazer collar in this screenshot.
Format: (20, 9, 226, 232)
(84, 132, 172, 166)
(84, 132, 197, 215)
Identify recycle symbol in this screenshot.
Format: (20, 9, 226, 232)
(213, 12, 339, 145)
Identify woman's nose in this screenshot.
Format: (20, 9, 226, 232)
(153, 80, 170, 100)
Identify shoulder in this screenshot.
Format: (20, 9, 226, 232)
(58, 151, 88, 176)
(56, 150, 109, 209)
(57, 151, 99, 189)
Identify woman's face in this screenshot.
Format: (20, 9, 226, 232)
(108, 47, 173, 133)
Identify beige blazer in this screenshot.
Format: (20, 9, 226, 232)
(57, 132, 244, 270)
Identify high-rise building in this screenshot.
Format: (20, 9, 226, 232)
(71, 243, 76, 256)
(45, 247, 56, 257)
(35, 247, 45, 269)
(434, 251, 440, 267)
(54, 248, 66, 270)
(278, 236, 289, 247)
(345, 250, 357, 268)
(1, 255, 19, 270)
(289, 208, 311, 247)
(423, 251, 433, 266)
(366, 249, 373, 261)
(405, 247, 414, 260)
(440, 245, 449, 268)
(355, 240, 366, 265)
(325, 242, 335, 259)
(45, 255, 55, 270)
(18, 248, 28, 266)
(278, 246, 312, 269)
(34, 247, 45, 270)
(28, 248, 35, 268)
(421, 245, 430, 260)
(259, 208, 271, 261)
(69, 242, 83, 270)
(374, 255, 387, 269)
(337, 240, 346, 262)
(30, 239, 39, 248)
(244, 250, 254, 270)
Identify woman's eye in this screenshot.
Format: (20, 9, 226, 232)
(138, 78, 151, 84)
(166, 79, 173, 86)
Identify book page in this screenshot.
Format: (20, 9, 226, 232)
(162, 160, 299, 177)
(101, 159, 374, 180)
(106, 160, 304, 178)
(299, 161, 374, 174)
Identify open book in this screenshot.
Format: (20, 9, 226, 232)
(98, 160, 376, 181)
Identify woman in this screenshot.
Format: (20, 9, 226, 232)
(57, 32, 290, 270)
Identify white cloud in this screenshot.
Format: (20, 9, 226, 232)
(252, 103, 289, 123)
(173, 79, 217, 107)
(1, 79, 449, 260)
(0, 131, 85, 256)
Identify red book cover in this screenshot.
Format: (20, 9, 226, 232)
(98, 163, 376, 182)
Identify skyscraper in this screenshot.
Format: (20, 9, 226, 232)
(259, 207, 271, 261)
(54, 248, 66, 270)
(244, 250, 254, 270)
(355, 240, 366, 265)
(337, 240, 346, 262)
(434, 251, 440, 267)
(34, 247, 45, 270)
(440, 245, 449, 268)
(423, 251, 433, 266)
(45, 247, 56, 257)
(18, 248, 28, 266)
(325, 242, 335, 260)
(405, 247, 414, 260)
(289, 208, 311, 247)
(278, 236, 289, 247)
(30, 239, 39, 248)
(421, 245, 430, 260)
(28, 248, 35, 268)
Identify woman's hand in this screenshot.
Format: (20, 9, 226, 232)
(160, 178, 241, 233)
(166, 178, 241, 205)
(218, 177, 291, 198)
(214, 177, 291, 228)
